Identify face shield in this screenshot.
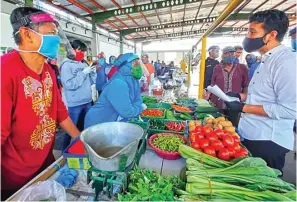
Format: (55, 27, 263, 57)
(13, 12, 75, 60)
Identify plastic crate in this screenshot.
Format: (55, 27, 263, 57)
(148, 119, 188, 136)
(148, 103, 172, 110)
(128, 120, 149, 131)
(63, 137, 91, 170)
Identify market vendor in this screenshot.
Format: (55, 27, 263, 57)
(96, 52, 108, 96)
(204, 45, 220, 89)
(84, 53, 146, 128)
(210, 46, 249, 127)
(289, 27, 296, 52)
(225, 9, 296, 171)
(1, 7, 80, 200)
(141, 52, 155, 85)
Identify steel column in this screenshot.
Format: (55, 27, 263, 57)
(198, 37, 206, 98)
(120, 32, 123, 54)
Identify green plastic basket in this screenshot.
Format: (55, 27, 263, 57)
(148, 119, 188, 136)
(128, 120, 149, 131)
(148, 103, 172, 110)
(141, 109, 166, 120)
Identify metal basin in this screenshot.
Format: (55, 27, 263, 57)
(80, 122, 144, 171)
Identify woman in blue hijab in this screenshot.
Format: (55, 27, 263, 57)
(84, 53, 145, 128)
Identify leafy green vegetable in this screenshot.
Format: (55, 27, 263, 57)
(118, 168, 183, 201)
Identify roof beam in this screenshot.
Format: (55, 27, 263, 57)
(283, 4, 297, 12)
(119, 13, 250, 36)
(134, 27, 247, 42)
(89, 0, 203, 22)
(110, 0, 149, 36)
(199, 0, 219, 30)
(150, 0, 166, 34)
(190, 1, 203, 32)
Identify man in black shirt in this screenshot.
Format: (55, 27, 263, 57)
(204, 45, 220, 88)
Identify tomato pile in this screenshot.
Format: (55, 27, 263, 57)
(190, 126, 248, 161)
(141, 109, 164, 117)
(165, 121, 185, 132)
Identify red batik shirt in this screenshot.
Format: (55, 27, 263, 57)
(1, 51, 68, 190)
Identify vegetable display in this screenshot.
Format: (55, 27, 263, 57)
(189, 126, 246, 161)
(172, 105, 193, 113)
(177, 145, 296, 201)
(118, 168, 182, 201)
(152, 134, 185, 152)
(141, 109, 164, 117)
(149, 120, 186, 133)
(142, 96, 157, 106)
(204, 116, 238, 134)
(165, 110, 177, 120)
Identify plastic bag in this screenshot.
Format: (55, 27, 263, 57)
(13, 180, 66, 201)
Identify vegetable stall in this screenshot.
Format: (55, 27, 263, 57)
(8, 96, 296, 201)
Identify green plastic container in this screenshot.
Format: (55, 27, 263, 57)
(141, 109, 166, 120)
(128, 120, 149, 131)
(148, 119, 188, 136)
(148, 103, 172, 110)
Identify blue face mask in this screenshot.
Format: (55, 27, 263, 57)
(246, 58, 256, 64)
(222, 55, 236, 64)
(110, 59, 115, 65)
(18, 29, 60, 59)
(291, 39, 296, 51)
(99, 58, 105, 66)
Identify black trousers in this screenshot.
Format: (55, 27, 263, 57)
(242, 139, 290, 172)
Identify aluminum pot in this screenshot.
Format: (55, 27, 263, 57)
(80, 122, 144, 171)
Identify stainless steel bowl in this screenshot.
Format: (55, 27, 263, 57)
(80, 122, 144, 171)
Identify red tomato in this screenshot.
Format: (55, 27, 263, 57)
(190, 133, 197, 143)
(192, 142, 200, 150)
(194, 126, 204, 133)
(218, 149, 231, 161)
(203, 126, 213, 135)
(214, 129, 225, 137)
(232, 135, 240, 145)
(234, 152, 246, 158)
(206, 133, 218, 141)
(210, 139, 224, 151)
(198, 138, 210, 149)
(233, 144, 242, 152)
(203, 146, 217, 157)
(195, 132, 205, 140)
(239, 148, 249, 156)
(222, 135, 235, 147)
(227, 146, 236, 158)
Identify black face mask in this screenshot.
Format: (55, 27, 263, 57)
(242, 33, 268, 53)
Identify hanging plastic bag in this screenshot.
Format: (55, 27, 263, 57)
(13, 180, 66, 201)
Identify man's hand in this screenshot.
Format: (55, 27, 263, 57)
(226, 92, 241, 101)
(225, 101, 245, 113)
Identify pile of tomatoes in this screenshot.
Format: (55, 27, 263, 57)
(190, 126, 248, 161)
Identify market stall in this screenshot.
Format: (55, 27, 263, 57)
(8, 94, 296, 201)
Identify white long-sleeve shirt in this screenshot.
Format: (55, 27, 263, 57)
(239, 45, 296, 150)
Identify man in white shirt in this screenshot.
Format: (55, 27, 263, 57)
(225, 9, 296, 172)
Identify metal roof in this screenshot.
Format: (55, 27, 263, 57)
(40, 0, 297, 42)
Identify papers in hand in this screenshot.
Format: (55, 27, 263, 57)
(206, 85, 240, 102)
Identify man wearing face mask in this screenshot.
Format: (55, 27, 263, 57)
(105, 55, 116, 80)
(60, 40, 96, 150)
(84, 53, 145, 128)
(225, 9, 296, 171)
(289, 27, 296, 52)
(245, 54, 259, 79)
(204, 45, 220, 89)
(1, 7, 80, 200)
(96, 52, 108, 96)
(210, 46, 249, 127)
(234, 45, 244, 64)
